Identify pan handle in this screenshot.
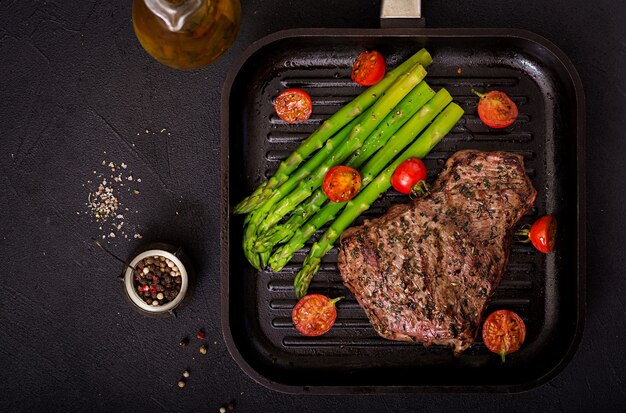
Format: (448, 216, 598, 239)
(380, 0, 425, 28)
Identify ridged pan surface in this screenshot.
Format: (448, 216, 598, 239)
(220, 29, 585, 393)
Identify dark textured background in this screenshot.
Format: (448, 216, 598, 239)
(1, 0, 624, 411)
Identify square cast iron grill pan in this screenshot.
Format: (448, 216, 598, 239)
(220, 28, 585, 393)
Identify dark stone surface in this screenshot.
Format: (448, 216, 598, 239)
(0, 0, 624, 411)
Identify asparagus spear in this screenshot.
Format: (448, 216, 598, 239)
(269, 88, 453, 272)
(233, 49, 433, 214)
(257, 65, 428, 235)
(254, 81, 436, 252)
(293, 102, 464, 297)
(255, 190, 326, 252)
(241, 212, 262, 270)
(242, 112, 365, 267)
(243, 63, 429, 268)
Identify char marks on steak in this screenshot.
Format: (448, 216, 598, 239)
(338, 150, 537, 354)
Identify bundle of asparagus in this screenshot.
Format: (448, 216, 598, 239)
(233, 48, 465, 298)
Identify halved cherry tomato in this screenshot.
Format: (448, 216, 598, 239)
(530, 215, 557, 253)
(351, 51, 386, 86)
(322, 165, 361, 203)
(274, 88, 312, 124)
(391, 158, 428, 197)
(292, 294, 342, 337)
(482, 309, 526, 362)
(472, 89, 518, 128)
(516, 215, 557, 253)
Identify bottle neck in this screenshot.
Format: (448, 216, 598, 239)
(144, 0, 203, 32)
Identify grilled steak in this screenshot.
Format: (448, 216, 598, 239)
(338, 150, 537, 354)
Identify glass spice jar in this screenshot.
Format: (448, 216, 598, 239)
(132, 0, 241, 69)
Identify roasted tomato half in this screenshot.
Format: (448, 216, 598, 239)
(391, 158, 428, 197)
(351, 50, 386, 86)
(516, 215, 557, 253)
(322, 165, 361, 203)
(529, 215, 557, 253)
(482, 309, 526, 362)
(274, 88, 313, 124)
(292, 294, 342, 337)
(473, 89, 518, 128)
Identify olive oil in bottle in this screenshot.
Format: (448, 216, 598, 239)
(132, 0, 241, 69)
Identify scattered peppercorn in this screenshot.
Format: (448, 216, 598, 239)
(180, 337, 189, 347)
(178, 380, 186, 388)
(197, 330, 206, 340)
(199, 345, 207, 355)
(183, 370, 190, 378)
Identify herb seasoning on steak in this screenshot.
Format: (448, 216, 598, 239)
(337, 150, 537, 354)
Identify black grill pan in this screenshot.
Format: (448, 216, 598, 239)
(220, 27, 585, 393)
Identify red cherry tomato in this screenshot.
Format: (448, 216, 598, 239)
(390, 158, 428, 196)
(322, 166, 361, 203)
(482, 309, 526, 362)
(473, 89, 518, 128)
(292, 294, 342, 337)
(529, 215, 557, 253)
(274, 88, 312, 124)
(351, 51, 386, 86)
